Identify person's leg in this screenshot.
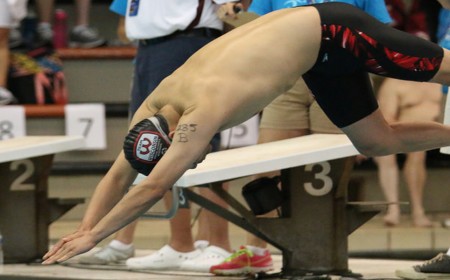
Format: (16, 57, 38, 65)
(198, 185, 232, 252)
(211, 80, 311, 276)
(403, 151, 432, 227)
(0, 4, 15, 105)
(125, 192, 200, 270)
(0, 23, 15, 105)
(165, 194, 196, 252)
(194, 205, 208, 242)
(0, 28, 9, 88)
(374, 155, 401, 226)
(245, 127, 306, 250)
(342, 108, 450, 157)
(35, 0, 55, 42)
(179, 172, 232, 272)
(69, 0, 105, 48)
(35, 0, 54, 24)
(246, 79, 312, 248)
(74, 0, 90, 27)
(113, 221, 138, 244)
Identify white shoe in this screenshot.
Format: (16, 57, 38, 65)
(78, 244, 135, 265)
(69, 25, 106, 48)
(179, 245, 231, 273)
(126, 245, 201, 270)
(0, 87, 16, 105)
(194, 240, 209, 251)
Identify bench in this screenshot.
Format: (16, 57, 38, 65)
(0, 136, 85, 263)
(134, 134, 386, 277)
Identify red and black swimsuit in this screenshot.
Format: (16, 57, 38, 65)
(302, 2, 443, 128)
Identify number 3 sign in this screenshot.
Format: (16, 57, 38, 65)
(65, 104, 106, 149)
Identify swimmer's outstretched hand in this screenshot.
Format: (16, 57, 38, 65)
(42, 230, 97, 264)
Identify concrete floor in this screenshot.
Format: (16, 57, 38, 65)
(1, 215, 449, 280)
(0, 253, 424, 280)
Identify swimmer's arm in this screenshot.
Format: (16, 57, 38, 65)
(377, 78, 400, 123)
(42, 105, 160, 264)
(78, 103, 161, 231)
(43, 109, 220, 264)
(78, 152, 138, 231)
(87, 109, 221, 239)
(42, 152, 138, 264)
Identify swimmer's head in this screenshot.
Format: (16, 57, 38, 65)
(123, 115, 171, 175)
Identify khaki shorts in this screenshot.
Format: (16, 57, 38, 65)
(260, 78, 341, 134)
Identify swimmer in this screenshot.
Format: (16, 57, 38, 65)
(43, 2, 450, 264)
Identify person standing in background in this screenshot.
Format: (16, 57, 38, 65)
(375, 0, 441, 228)
(374, 78, 441, 227)
(0, 0, 27, 104)
(395, 4, 450, 278)
(210, 0, 392, 276)
(35, 0, 106, 48)
(79, 0, 243, 273)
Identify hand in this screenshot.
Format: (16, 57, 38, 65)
(42, 230, 97, 264)
(217, 2, 244, 21)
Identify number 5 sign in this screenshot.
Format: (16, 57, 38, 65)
(65, 104, 106, 149)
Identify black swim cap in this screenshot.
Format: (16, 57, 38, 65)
(123, 115, 171, 175)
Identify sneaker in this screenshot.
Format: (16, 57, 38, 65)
(210, 246, 273, 276)
(179, 245, 231, 273)
(396, 253, 450, 279)
(36, 23, 54, 43)
(194, 240, 209, 251)
(126, 245, 201, 270)
(9, 28, 23, 48)
(0, 87, 16, 105)
(69, 26, 106, 48)
(78, 244, 135, 265)
(442, 218, 450, 228)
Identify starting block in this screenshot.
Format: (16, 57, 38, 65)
(0, 136, 85, 263)
(135, 134, 386, 277)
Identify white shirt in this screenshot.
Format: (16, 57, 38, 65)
(125, 0, 235, 40)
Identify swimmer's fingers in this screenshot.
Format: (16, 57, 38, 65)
(42, 233, 96, 264)
(42, 238, 67, 262)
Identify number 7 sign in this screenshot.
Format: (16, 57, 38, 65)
(65, 104, 106, 149)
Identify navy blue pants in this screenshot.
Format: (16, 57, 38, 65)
(129, 30, 222, 151)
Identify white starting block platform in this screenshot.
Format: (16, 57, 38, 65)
(135, 133, 358, 187)
(0, 136, 85, 163)
(134, 134, 388, 278)
(179, 133, 359, 186)
(0, 136, 85, 263)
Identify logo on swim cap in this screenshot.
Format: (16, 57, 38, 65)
(123, 115, 171, 175)
(134, 132, 169, 163)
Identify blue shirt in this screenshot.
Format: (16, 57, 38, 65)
(249, 0, 392, 24)
(110, 0, 127, 16)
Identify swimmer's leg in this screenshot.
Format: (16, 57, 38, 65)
(341, 108, 450, 157)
